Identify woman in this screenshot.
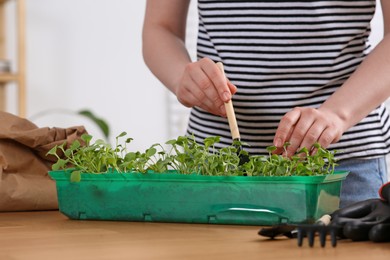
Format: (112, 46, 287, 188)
(142, 0, 390, 207)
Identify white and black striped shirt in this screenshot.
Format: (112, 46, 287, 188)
(186, 0, 390, 160)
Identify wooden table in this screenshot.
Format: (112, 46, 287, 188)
(0, 211, 389, 260)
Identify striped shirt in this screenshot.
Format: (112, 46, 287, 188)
(186, 0, 390, 160)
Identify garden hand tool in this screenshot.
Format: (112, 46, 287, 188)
(216, 62, 249, 165)
(258, 224, 297, 239)
(259, 214, 336, 247)
(296, 215, 338, 247)
(296, 182, 390, 247)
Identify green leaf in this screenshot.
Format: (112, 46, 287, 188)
(165, 139, 176, 145)
(46, 146, 58, 156)
(146, 147, 157, 157)
(275, 166, 286, 176)
(95, 139, 110, 148)
(204, 136, 220, 148)
(70, 171, 81, 182)
(107, 157, 116, 165)
(117, 131, 127, 138)
(64, 149, 72, 157)
(124, 152, 137, 161)
(78, 110, 110, 140)
(266, 146, 277, 153)
(81, 134, 93, 143)
(52, 159, 68, 170)
(313, 142, 321, 149)
(70, 140, 81, 150)
(297, 147, 309, 155)
(51, 163, 60, 171)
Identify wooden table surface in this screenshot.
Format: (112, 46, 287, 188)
(0, 211, 388, 260)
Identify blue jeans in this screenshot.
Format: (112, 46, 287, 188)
(335, 157, 388, 208)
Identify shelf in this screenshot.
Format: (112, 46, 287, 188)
(0, 0, 26, 117)
(0, 73, 17, 82)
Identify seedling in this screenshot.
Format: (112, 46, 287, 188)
(47, 133, 338, 181)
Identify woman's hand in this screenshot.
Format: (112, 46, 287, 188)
(176, 58, 237, 117)
(273, 1, 390, 156)
(273, 106, 348, 156)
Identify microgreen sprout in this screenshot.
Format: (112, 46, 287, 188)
(47, 133, 338, 182)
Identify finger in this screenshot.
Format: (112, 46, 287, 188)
(332, 199, 378, 219)
(189, 64, 224, 109)
(343, 222, 372, 241)
(369, 223, 390, 242)
(205, 61, 232, 102)
(272, 147, 284, 155)
(285, 112, 316, 156)
(186, 65, 226, 116)
(176, 80, 197, 108)
(272, 127, 294, 155)
(227, 80, 237, 95)
(317, 127, 337, 149)
(178, 77, 224, 116)
(274, 108, 301, 148)
(299, 120, 327, 153)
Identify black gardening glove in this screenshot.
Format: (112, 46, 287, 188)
(330, 182, 390, 242)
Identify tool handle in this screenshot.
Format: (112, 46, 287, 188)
(216, 62, 240, 140)
(316, 214, 332, 226)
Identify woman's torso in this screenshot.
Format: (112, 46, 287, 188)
(187, 0, 390, 160)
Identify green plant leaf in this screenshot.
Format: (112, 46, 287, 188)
(107, 157, 116, 165)
(165, 139, 176, 145)
(313, 142, 321, 149)
(47, 146, 58, 156)
(64, 149, 72, 157)
(81, 134, 93, 143)
(52, 159, 67, 170)
(124, 152, 137, 161)
(78, 110, 110, 140)
(146, 147, 157, 157)
(117, 132, 127, 138)
(49, 133, 337, 178)
(70, 171, 82, 182)
(266, 146, 277, 153)
(70, 140, 81, 150)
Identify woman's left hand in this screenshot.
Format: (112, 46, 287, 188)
(273, 107, 347, 156)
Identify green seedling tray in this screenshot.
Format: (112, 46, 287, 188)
(49, 170, 348, 226)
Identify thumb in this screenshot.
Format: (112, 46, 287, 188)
(227, 80, 237, 95)
(343, 221, 373, 241)
(332, 199, 377, 219)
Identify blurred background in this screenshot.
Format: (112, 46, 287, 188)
(0, 0, 386, 154)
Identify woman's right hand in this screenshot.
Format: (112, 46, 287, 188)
(176, 58, 237, 117)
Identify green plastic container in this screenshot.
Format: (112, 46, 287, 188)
(49, 170, 348, 225)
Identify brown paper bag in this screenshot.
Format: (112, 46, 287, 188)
(0, 111, 87, 211)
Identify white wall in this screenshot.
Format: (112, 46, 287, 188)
(22, 0, 173, 151)
(5, 0, 387, 155)
(370, 0, 384, 46)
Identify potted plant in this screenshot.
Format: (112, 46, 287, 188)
(48, 133, 348, 225)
